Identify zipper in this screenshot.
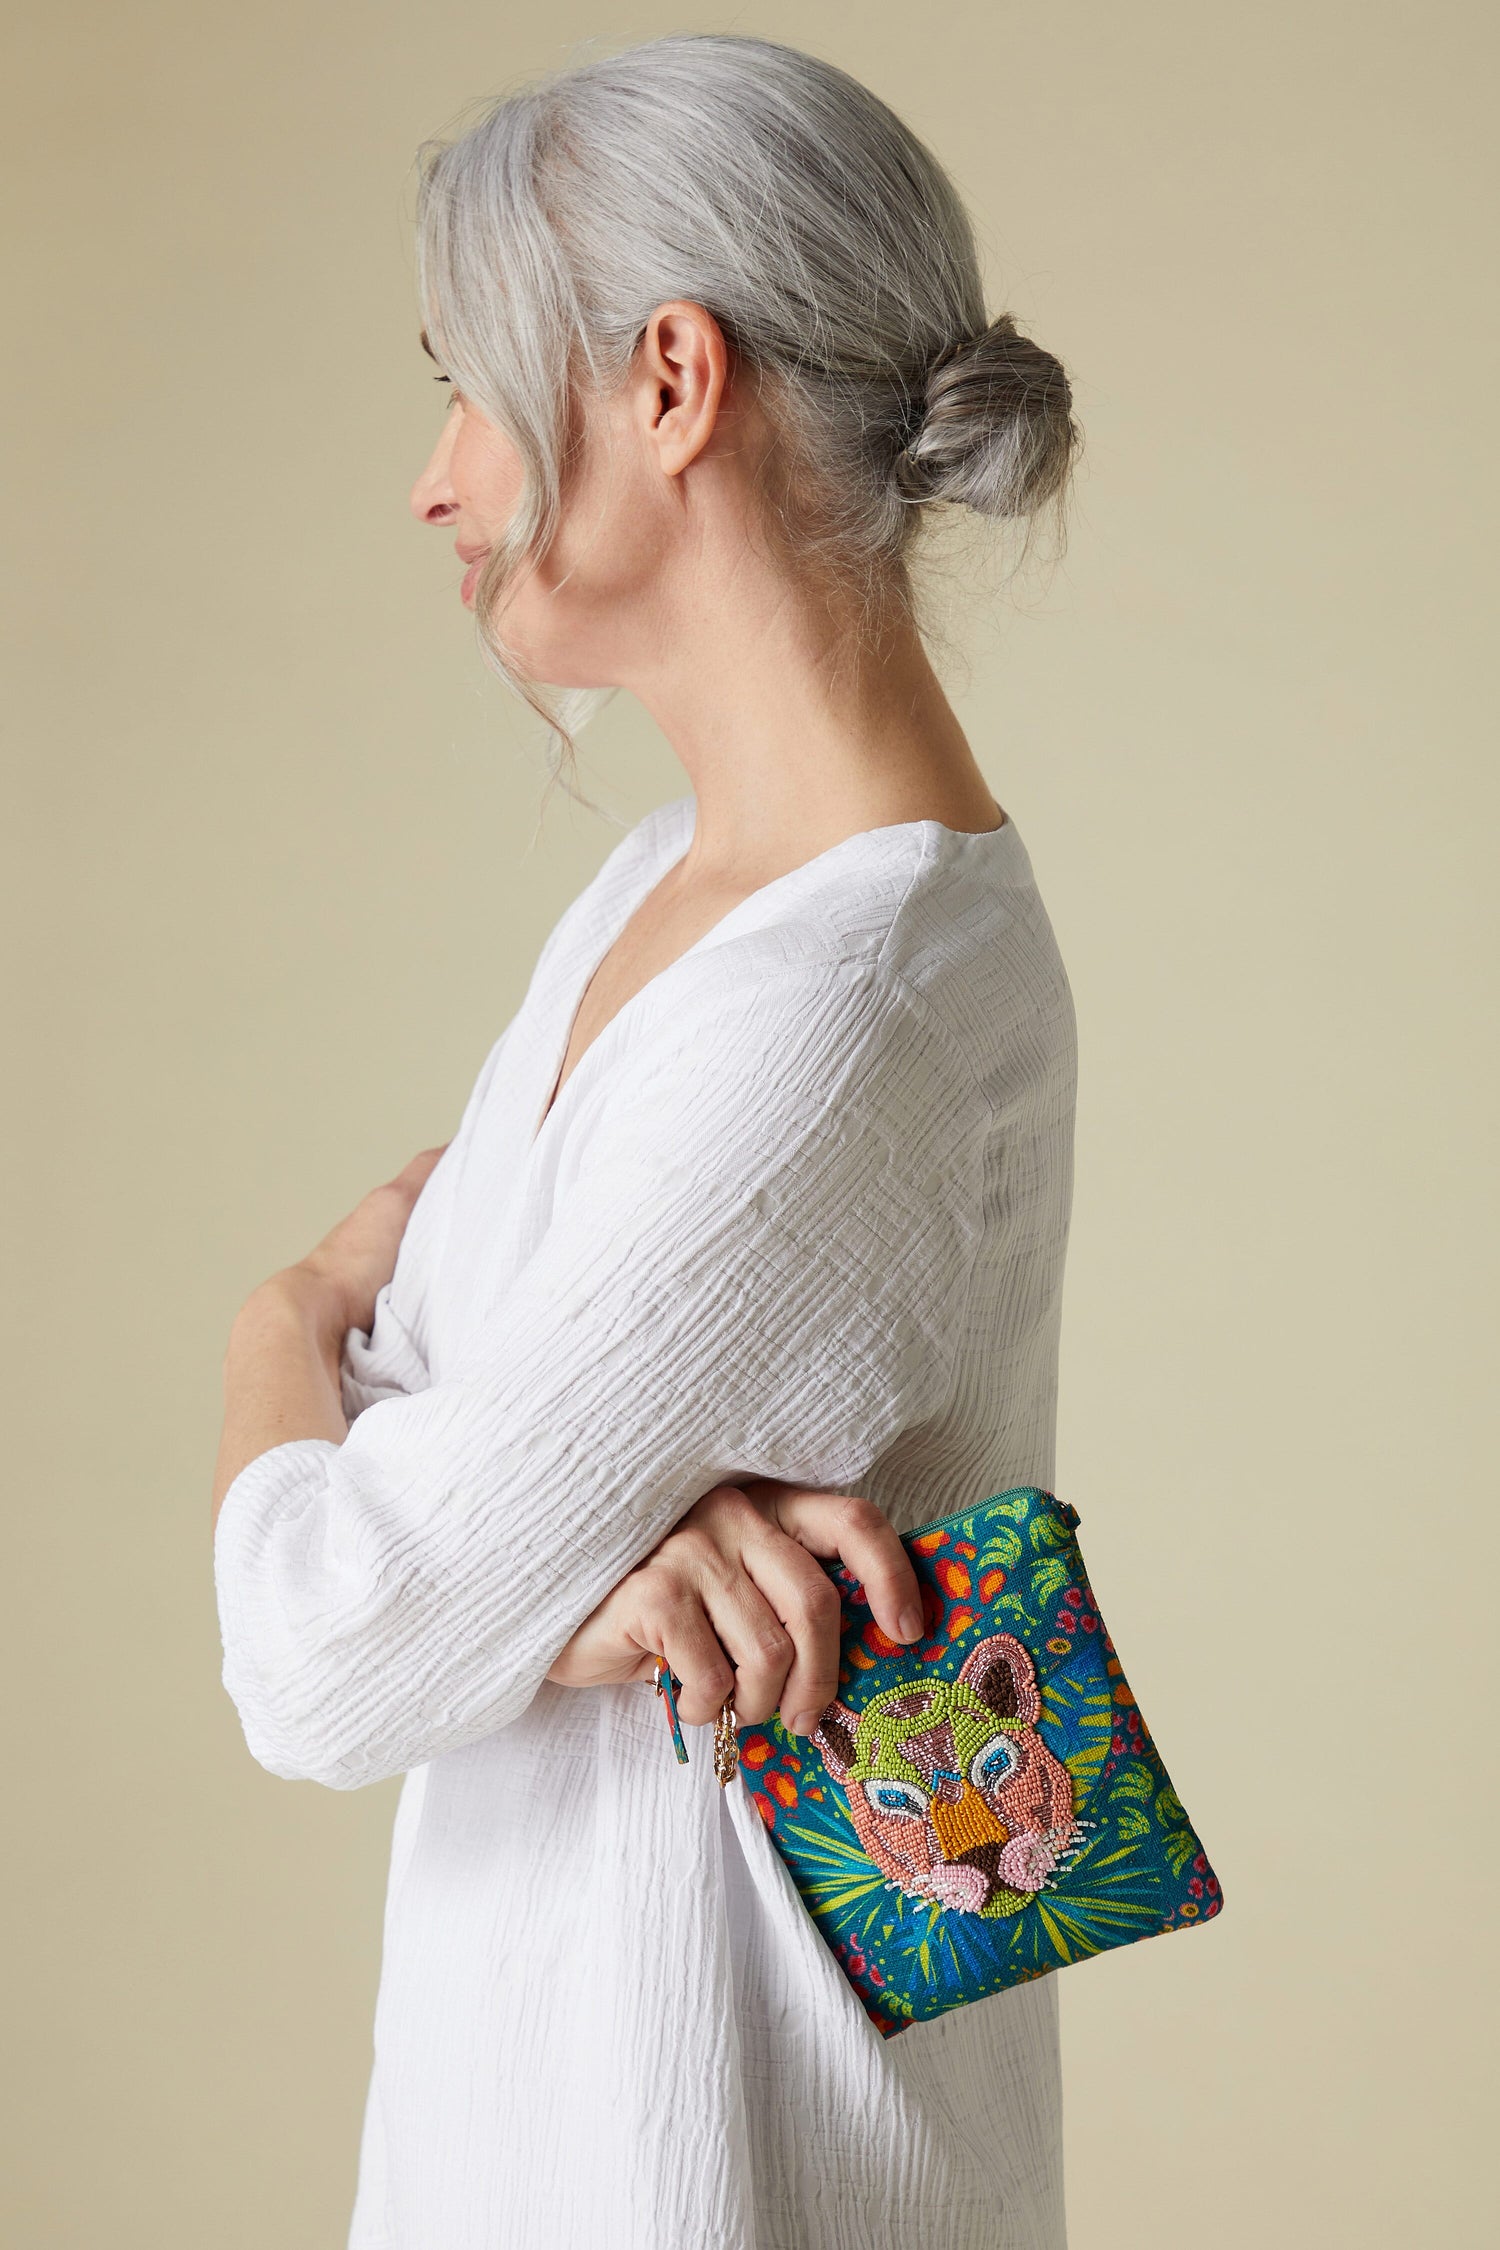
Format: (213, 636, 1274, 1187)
(903, 1484, 1064, 1542)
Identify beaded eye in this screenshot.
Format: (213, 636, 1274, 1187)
(864, 1778, 927, 1819)
(970, 1735, 1021, 1792)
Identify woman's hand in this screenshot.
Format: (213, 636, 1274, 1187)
(212, 1144, 449, 1529)
(286, 1142, 449, 1338)
(546, 1477, 924, 1738)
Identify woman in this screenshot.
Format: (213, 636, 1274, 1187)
(213, 33, 1081, 2250)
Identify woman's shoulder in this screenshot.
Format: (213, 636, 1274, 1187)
(667, 810, 1075, 1083)
(537, 797, 1074, 1122)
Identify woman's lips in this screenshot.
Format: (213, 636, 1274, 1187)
(460, 556, 484, 605)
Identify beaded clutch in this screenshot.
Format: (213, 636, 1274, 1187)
(653, 1485, 1223, 2037)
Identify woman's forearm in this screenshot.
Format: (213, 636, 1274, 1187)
(212, 1269, 349, 1531)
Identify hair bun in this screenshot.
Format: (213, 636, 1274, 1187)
(895, 314, 1078, 518)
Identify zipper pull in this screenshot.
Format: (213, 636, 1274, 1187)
(653, 1659, 690, 1764)
(713, 1691, 740, 1788)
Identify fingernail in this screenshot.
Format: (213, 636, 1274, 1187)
(791, 1714, 818, 1738)
(898, 1608, 923, 1643)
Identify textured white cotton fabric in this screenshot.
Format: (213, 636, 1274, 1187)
(214, 792, 1079, 2250)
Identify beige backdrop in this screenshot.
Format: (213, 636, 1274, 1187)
(4, 3, 1494, 2244)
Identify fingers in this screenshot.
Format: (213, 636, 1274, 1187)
(650, 1587, 737, 1726)
(664, 1501, 844, 1737)
(739, 1535, 845, 1738)
(765, 1488, 924, 1649)
(390, 1143, 450, 1200)
(296, 1145, 449, 1337)
(699, 1566, 800, 1730)
(626, 1484, 920, 1748)
(670, 1539, 798, 1728)
(633, 1511, 801, 1730)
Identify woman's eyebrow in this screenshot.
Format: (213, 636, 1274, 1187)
(419, 327, 437, 361)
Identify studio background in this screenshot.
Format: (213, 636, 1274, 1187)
(4, 4, 1493, 2245)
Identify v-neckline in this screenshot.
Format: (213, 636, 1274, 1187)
(526, 798, 1013, 1153)
(527, 814, 697, 1152)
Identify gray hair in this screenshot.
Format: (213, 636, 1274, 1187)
(414, 33, 1081, 787)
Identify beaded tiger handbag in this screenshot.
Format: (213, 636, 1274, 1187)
(652, 1485, 1223, 2038)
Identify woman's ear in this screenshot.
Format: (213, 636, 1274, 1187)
(635, 299, 730, 480)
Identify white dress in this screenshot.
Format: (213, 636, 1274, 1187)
(214, 792, 1079, 2250)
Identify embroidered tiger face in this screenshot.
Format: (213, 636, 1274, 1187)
(812, 1634, 1083, 1917)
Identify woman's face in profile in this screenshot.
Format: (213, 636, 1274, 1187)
(408, 368, 680, 691)
(410, 385, 525, 606)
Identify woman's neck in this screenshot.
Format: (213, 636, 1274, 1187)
(626, 575, 1003, 886)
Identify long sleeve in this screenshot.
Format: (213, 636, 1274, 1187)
(214, 955, 992, 1790)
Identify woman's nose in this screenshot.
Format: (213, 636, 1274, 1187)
(410, 423, 459, 525)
